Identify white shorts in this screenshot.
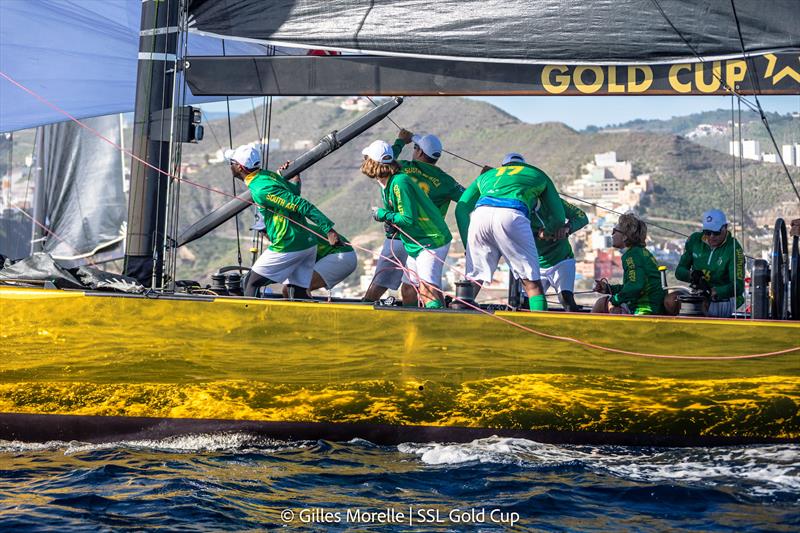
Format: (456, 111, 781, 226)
(540, 258, 576, 294)
(372, 238, 408, 290)
(466, 206, 540, 285)
(707, 297, 736, 318)
(252, 246, 316, 288)
(405, 243, 450, 288)
(314, 250, 358, 289)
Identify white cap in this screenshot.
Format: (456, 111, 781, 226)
(702, 209, 727, 231)
(224, 144, 261, 169)
(502, 153, 525, 166)
(411, 133, 443, 160)
(362, 140, 395, 164)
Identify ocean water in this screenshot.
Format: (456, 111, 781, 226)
(0, 435, 797, 531)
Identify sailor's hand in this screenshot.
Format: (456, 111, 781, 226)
(710, 287, 718, 300)
(278, 160, 293, 175)
(481, 165, 493, 175)
(371, 207, 387, 222)
(326, 230, 341, 246)
(690, 269, 705, 288)
(398, 129, 413, 144)
(537, 228, 547, 240)
(554, 224, 570, 240)
(593, 279, 609, 294)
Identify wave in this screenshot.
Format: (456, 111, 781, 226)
(398, 436, 800, 498)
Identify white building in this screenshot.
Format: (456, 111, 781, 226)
(781, 144, 796, 166)
(762, 153, 778, 163)
(742, 140, 761, 160)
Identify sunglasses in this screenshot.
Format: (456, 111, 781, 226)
(703, 229, 723, 236)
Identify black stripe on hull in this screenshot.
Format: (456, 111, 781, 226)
(0, 413, 795, 448)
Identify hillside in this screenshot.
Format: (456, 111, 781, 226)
(7, 97, 798, 281)
(602, 108, 799, 156)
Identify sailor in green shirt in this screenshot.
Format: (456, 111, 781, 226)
(226, 144, 341, 297)
(529, 199, 589, 312)
(592, 213, 665, 315)
(455, 153, 565, 311)
(669, 209, 744, 318)
(361, 140, 452, 309)
(364, 129, 464, 306)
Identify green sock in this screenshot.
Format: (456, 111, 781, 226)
(425, 300, 443, 309)
(529, 295, 548, 311)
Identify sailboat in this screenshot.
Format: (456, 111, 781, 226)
(1, 0, 799, 446)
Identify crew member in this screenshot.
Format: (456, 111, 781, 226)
(592, 213, 665, 315)
(455, 153, 565, 311)
(362, 140, 452, 309)
(279, 172, 357, 298)
(226, 144, 340, 297)
(530, 199, 589, 311)
(668, 209, 745, 318)
(364, 129, 463, 305)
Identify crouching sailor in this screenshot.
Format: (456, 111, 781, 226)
(456, 153, 565, 311)
(592, 213, 665, 315)
(361, 140, 452, 309)
(226, 144, 340, 297)
(666, 209, 744, 318)
(530, 199, 589, 312)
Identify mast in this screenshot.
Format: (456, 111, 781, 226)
(123, 0, 180, 287)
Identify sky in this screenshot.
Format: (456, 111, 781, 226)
(198, 95, 800, 131)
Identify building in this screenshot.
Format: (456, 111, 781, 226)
(781, 144, 796, 166)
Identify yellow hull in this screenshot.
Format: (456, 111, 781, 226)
(1, 287, 798, 444)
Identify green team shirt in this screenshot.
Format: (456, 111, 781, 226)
(531, 199, 589, 269)
(675, 231, 745, 306)
(609, 246, 665, 315)
(246, 170, 334, 253)
(377, 172, 452, 258)
(311, 224, 353, 261)
(392, 139, 465, 217)
(455, 162, 565, 247)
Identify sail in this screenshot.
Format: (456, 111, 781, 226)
(0, 0, 279, 132)
(32, 115, 127, 266)
(187, 0, 800, 64)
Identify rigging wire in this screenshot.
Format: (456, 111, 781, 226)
(222, 40, 244, 270)
(200, 110, 224, 152)
(729, 0, 800, 203)
(651, 0, 799, 203)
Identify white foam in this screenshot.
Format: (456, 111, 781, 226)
(0, 433, 307, 455)
(398, 437, 800, 497)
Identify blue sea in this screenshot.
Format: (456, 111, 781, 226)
(0, 435, 797, 531)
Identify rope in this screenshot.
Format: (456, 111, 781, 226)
(3, 71, 798, 361)
(220, 40, 244, 270)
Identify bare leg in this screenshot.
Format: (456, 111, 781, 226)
(417, 281, 442, 308)
(558, 290, 581, 312)
(281, 284, 311, 299)
(521, 279, 547, 311)
(592, 295, 611, 313)
(244, 271, 272, 297)
(663, 291, 681, 316)
(400, 283, 419, 307)
(363, 284, 389, 302)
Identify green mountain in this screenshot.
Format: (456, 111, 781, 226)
(600, 108, 799, 156)
(175, 97, 797, 280)
(8, 97, 797, 281)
